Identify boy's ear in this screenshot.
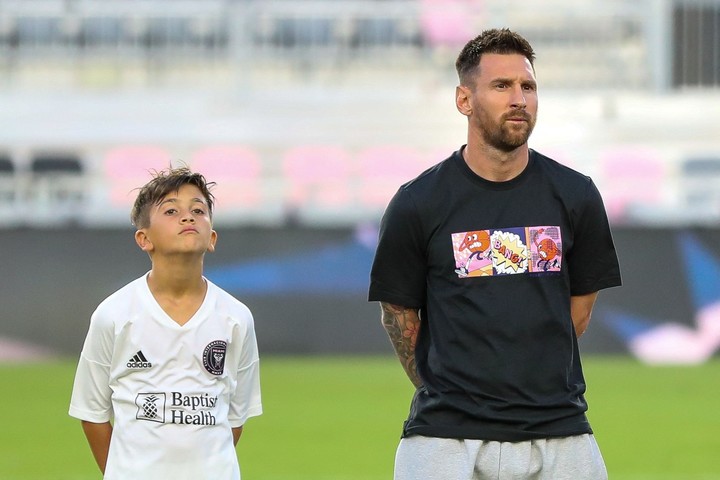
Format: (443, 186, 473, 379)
(207, 229, 218, 253)
(135, 229, 154, 253)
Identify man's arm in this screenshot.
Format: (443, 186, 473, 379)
(380, 302, 423, 388)
(570, 291, 599, 338)
(80, 420, 113, 475)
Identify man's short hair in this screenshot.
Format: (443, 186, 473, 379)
(131, 167, 215, 228)
(455, 28, 536, 87)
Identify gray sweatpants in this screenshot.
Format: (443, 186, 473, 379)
(394, 434, 607, 480)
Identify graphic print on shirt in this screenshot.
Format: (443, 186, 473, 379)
(452, 226, 562, 278)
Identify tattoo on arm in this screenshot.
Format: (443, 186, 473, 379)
(380, 302, 422, 388)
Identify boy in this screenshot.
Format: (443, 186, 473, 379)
(69, 167, 262, 479)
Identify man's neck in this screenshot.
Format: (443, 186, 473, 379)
(462, 142, 530, 182)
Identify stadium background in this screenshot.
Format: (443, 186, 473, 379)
(2, 0, 720, 361)
(1, 0, 720, 478)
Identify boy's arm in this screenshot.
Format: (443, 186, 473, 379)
(232, 426, 243, 446)
(81, 420, 113, 475)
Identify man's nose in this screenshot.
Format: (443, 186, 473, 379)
(510, 86, 527, 108)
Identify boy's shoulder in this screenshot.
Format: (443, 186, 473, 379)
(97, 275, 145, 308)
(207, 280, 254, 324)
(90, 275, 147, 326)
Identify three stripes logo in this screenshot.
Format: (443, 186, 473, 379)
(127, 350, 153, 369)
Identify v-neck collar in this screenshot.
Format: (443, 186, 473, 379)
(138, 272, 214, 329)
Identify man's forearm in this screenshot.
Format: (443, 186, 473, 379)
(380, 302, 422, 388)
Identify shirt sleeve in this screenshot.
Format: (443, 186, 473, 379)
(228, 316, 262, 427)
(368, 187, 428, 308)
(567, 178, 622, 296)
(68, 309, 115, 423)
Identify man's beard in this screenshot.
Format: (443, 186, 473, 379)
(477, 109, 536, 152)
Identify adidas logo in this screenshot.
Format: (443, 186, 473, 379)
(127, 350, 153, 369)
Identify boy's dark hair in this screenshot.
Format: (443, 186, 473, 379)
(131, 167, 215, 228)
(455, 28, 536, 87)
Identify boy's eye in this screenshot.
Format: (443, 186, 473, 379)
(193, 208, 206, 215)
(164, 208, 177, 215)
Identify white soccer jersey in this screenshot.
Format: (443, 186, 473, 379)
(69, 274, 262, 480)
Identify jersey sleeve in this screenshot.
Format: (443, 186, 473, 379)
(368, 187, 428, 308)
(567, 178, 622, 295)
(68, 309, 115, 423)
(228, 314, 262, 427)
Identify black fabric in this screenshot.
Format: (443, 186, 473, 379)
(369, 146, 621, 442)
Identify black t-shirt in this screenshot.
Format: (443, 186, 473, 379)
(369, 147, 622, 442)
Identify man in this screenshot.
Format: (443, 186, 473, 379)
(368, 28, 621, 479)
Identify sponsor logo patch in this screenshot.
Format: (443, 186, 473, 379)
(136, 393, 166, 423)
(135, 392, 218, 425)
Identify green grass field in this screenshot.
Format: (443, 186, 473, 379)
(1, 356, 719, 479)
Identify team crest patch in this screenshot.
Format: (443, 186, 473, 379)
(203, 340, 227, 375)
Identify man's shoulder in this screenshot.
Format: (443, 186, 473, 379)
(397, 149, 458, 198)
(532, 149, 591, 184)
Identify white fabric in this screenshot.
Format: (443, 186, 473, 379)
(69, 274, 262, 480)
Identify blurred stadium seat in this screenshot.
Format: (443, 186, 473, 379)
(0, 153, 18, 225)
(28, 152, 85, 225)
(190, 145, 262, 209)
(282, 145, 354, 212)
(0, 153, 15, 204)
(680, 156, 720, 220)
(356, 146, 431, 208)
(419, 0, 477, 48)
(104, 145, 172, 207)
(282, 145, 355, 222)
(191, 145, 287, 225)
(597, 148, 669, 223)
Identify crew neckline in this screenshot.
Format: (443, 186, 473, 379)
(453, 145, 536, 191)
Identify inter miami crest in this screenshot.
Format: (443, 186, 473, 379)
(203, 340, 227, 375)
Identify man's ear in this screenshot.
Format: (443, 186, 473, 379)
(135, 229, 154, 253)
(207, 229, 218, 253)
(456, 85, 473, 117)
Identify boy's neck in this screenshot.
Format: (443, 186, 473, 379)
(146, 259, 208, 326)
(147, 254, 205, 289)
